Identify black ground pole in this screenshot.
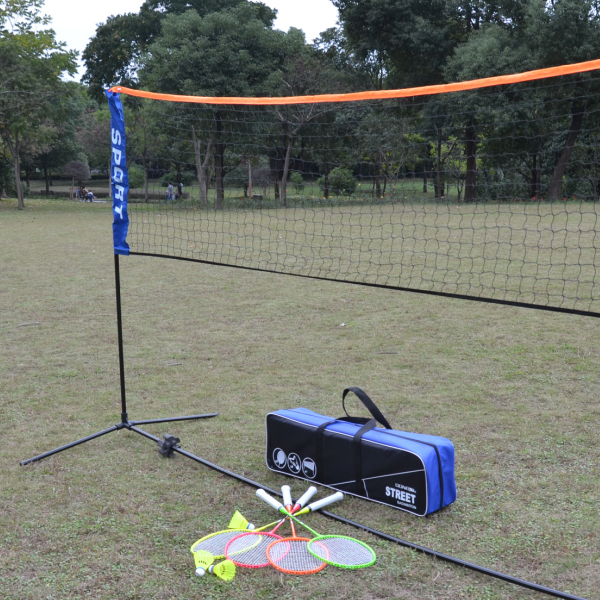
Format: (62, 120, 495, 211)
(20, 254, 218, 467)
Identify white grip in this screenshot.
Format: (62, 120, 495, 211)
(295, 486, 318, 509)
(306, 491, 344, 512)
(256, 488, 284, 512)
(281, 485, 293, 508)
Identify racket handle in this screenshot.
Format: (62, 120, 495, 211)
(256, 488, 285, 512)
(305, 491, 344, 513)
(292, 486, 318, 512)
(281, 485, 293, 509)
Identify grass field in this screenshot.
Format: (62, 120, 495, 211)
(1, 198, 599, 600)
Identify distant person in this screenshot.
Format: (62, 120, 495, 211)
(166, 182, 174, 201)
(177, 182, 183, 198)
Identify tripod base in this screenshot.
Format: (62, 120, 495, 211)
(19, 412, 218, 466)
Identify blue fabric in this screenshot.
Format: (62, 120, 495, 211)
(106, 90, 130, 255)
(273, 407, 456, 514)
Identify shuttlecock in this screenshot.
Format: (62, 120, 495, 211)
(228, 510, 255, 530)
(209, 559, 236, 581)
(193, 550, 214, 576)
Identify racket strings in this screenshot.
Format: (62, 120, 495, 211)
(266, 537, 327, 575)
(225, 531, 282, 568)
(308, 536, 376, 568)
(192, 530, 244, 558)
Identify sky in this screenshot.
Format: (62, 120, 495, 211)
(42, 0, 339, 80)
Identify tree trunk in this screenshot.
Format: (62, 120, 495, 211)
(215, 110, 224, 210)
(375, 156, 382, 199)
(281, 135, 294, 207)
(530, 152, 541, 198)
(548, 100, 586, 200)
(464, 124, 477, 202)
(323, 153, 330, 199)
(435, 128, 444, 199)
(272, 145, 284, 201)
(43, 155, 50, 195)
(5, 133, 24, 209)
(422, 160, 428, 193)
(192, 126, 214, 207)
(142, 154, 149, 202)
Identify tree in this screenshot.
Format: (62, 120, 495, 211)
(64, 160, 90, 197)
(82, 0, 271, 102)
(267, 43, 348, 204)
(29, 82, 89, 195)
(332, 0, 461, 88)
(445, 0, 600, 200)
(0, 0, 76, 208)
(140, 3, 298, 208)
(77, 105, 112, 176)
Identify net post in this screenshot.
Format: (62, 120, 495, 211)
(114, 253, 128, 424)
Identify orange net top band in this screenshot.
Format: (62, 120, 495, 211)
(109, 58, 600, 105)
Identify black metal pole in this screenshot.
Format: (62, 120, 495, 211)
(20, 425, 123, 466)
(114, 253, 128, 424)
(127, 425, 589, 600)
(129, 414, 219, 426)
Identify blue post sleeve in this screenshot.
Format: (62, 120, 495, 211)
(106, 90, 130, 255)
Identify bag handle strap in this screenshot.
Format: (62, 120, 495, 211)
(315, 419, 338, 482)
(341, 387, 392, 430)
(353, 418, 377, 494)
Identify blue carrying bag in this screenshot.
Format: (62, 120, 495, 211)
(266, 387, 457, 517)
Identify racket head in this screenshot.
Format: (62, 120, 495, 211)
(225, 531, 283, 568)
(266, 536, 327, 575)
(191, 529, 248, 560)
(307, 535, 376, 569)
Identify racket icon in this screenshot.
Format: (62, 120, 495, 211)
(287, 453, 301, 473)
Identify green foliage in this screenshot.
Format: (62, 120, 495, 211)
(333, 0, 460, 87)
(158, 171, 195, 187)
(82, 0, 277, 102)
(63, 161, 90, 185)
(128, 164, 145, 189)
(289, 171, 304, 194)
(0, 0, 77, 207)
(319, 167, 356, 196)
(0, 151, 15, 195)
(140, 4, 300, 97)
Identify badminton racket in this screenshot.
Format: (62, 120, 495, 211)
(224, 486, 317, 569)
(257, 489, 346, 575)
(190, 515, 282, 565)
(258, 489, 375, 570)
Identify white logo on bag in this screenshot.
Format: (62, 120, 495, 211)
(385, 485, 416, 505)
(287, 453, 301, 474)
(273, 448, 287, 469)
(302, 458, 317, 479)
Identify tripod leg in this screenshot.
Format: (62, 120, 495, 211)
(129, 413, 218, 426)
(20, 425, 121, 466)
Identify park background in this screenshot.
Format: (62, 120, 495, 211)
(2, 1, 600, 599)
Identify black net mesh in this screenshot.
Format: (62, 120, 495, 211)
(120, 71, 600, 315)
